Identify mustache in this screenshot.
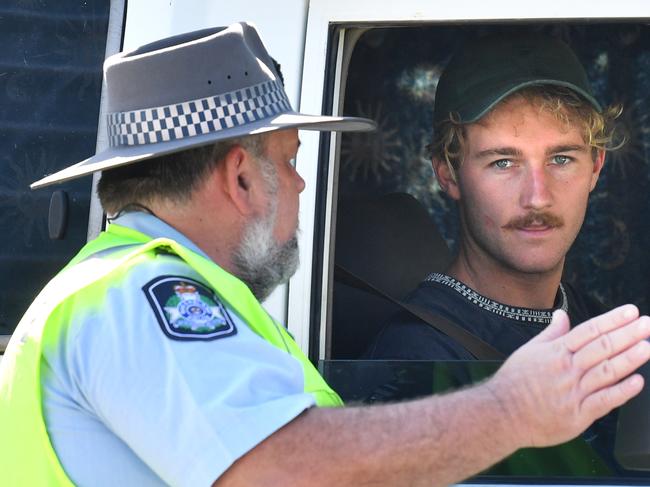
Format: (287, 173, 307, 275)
(503, 211, 564, 229)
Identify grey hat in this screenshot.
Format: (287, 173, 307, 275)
(31, 22, 376, 189)
(433, 34, 601, 128)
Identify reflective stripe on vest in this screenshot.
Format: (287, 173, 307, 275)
(0, 223, 342, 485)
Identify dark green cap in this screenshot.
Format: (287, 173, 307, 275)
(433, 34, 602, 127)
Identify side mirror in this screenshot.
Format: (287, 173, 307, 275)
(48, 190, 69, 240)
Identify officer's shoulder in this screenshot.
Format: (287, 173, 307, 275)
(121, 247, 206, 290)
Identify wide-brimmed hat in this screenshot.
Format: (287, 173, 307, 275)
(31, 22, 375, 189)
(433, 33, 601, 127)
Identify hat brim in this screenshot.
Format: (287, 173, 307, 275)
(458, 79, 603, 124)
(31, 113, 376, 189)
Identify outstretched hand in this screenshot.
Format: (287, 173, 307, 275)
(488, 304, 650, 448)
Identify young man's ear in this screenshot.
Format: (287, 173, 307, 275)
(432, 158, 461, 200)
(589, 149, 606, 191)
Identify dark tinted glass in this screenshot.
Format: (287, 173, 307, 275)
(328, 23, 650, 484)
(0, 1, 110, 335)
(337, 23, 650, 316)
(320, 360, 650, 483)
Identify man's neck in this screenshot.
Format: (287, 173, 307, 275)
(446, 252, 564, 309)
(149, 199, 240, 276)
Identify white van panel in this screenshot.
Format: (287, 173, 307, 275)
(120, 1, 310, 328)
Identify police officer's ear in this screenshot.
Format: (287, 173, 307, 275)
(432, 157, 461, 200)
(217, 144, 261, 217)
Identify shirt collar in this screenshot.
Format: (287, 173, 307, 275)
(110, 211, 212, 261)
(424, 272, 568, 325)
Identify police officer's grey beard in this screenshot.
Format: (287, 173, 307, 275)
(232, 208, 300, 301)
(231, 156, 300, 301)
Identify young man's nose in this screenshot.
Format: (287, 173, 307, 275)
(520, 165, 553, 209)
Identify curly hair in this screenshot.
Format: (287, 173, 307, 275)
(430, 85, 623, 181)
(97, 134, 268, 215)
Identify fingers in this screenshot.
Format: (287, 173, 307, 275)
(581, 373, 645, 420)
(572, 315, 650, 372)
(579, 339, 650, 394)
(529, 309, 570, 343)
(564, 304, 640, 353)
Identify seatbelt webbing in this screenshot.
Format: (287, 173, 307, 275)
(334, 264, 506, 361)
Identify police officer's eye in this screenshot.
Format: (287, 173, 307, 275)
(289, 158, 297, 168)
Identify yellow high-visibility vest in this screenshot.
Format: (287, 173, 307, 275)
(0, 223, 342, 485)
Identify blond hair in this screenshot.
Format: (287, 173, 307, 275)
(430, 86, 623, 181)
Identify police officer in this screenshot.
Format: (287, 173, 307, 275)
(1, 22, 649, 487)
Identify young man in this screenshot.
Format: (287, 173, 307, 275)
(368, 34, 622, 360)
(1, 24, 648, 487)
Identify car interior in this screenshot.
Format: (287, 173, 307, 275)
(322, 22, 650, 481)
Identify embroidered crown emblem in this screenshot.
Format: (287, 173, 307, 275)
(144, 276, 237, 340)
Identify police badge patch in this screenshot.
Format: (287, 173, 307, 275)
(143, 276, 237, 340)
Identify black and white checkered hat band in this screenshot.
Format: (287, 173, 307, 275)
(107, 80, 291, 147)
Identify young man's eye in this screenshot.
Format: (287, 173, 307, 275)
(552, 155, 571, 165)
(288, 157, 297, 168)
(492, 159, 513, 169)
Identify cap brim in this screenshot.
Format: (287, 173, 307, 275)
(460, 79, 602, 124)
(31, 113, 376, 189)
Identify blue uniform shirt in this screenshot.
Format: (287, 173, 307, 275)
(41, 212, 316, 486)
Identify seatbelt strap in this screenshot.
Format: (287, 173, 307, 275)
(334, 263, 506, 361)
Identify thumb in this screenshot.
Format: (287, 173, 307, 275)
(530, 309, 571, 343)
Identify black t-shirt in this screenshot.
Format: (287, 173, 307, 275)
(366, 272, 606, 360)
(363, 273, 623, 474)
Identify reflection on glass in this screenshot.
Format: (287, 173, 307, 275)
(320, 360, 650, 482)
(0, 2, 110, 335)
(339, 24, 650, 316)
